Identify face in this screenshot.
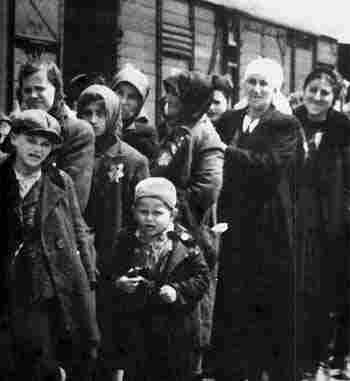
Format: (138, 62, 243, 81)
(165, 88, 183, 119)
(244, 74, 275, 112)
(133, 197, 174, 238)
(303, 77, 334, 120)
(80, 101, 107, 136)
(11, 133, 53, 173)
(208, 90, 229, 122)
(115, 83, 142, 121)
(0, 121, 11, 144)
(21, 69, 56, 112)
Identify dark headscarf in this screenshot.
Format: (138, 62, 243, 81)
(163, 70, 213, 126)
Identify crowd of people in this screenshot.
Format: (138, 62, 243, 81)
(0, 54, 350, 381)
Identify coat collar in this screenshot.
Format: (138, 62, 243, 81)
(162, 239, 190, 277)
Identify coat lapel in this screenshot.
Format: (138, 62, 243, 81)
(41, 172, 65, 224)
(162, 240, 189, 278)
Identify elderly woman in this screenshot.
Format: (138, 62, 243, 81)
(16, 58, 95, 213)
(212, 57, 302, 381)
(151, 69, 225, 380)
(294, 68, 350, 377)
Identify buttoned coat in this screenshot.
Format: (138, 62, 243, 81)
(212, 106, 301, 380)
(102, 227, 209, 381)
(0, 156, 99, 346)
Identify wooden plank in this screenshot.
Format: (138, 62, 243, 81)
(118, 45, 155, 63)
(163, 11, 189, 27)
(195, 5, 215, 24)
(163, 0, 189, 17)
(195, 19, 215, 36)
(120, 30, 157, 52)
(120, 16, 156, 36)
(118, 58, 156, 77)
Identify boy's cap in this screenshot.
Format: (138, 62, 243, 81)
(135, 177, 177, 209)
(11, 109, 62, 144)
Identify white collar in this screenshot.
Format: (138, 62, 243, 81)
(242, 114, 260, 134)
(14, 168, 42, 198)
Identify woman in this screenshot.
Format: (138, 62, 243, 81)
(207, 74, 233, 129)
(17, 58, 95, 213)
(294, 67, 350, 376)
(212, 57, 301, 381)
(0, 109, 99, 380)
(151, 69, 225, 380)
(111, 63, 159, 161)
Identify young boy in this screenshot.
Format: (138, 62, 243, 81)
(108, 177, 210, 381)
(0, 109, 99, 380)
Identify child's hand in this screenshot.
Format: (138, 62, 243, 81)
(159, 285, 177, 303)
(115, 275, 145, 294)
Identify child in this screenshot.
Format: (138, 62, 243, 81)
(77, 84, 149, 267)
(107, 177, 210, 381)
(0, 109, 99, 380)
(111, 63, 159, 161)
(77, 85, 149, 379)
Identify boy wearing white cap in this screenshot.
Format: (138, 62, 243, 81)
(103, 177, 209, 381)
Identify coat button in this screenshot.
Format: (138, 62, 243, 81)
(56, 238, 65, 249)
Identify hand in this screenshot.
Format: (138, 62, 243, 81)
(115, 275, 145, 294)
(159, 285, 177, 303)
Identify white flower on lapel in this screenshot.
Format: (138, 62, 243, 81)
(157, 151, 172, 166)
(314, 131, 324, 149)
(108, 163, 124, 183)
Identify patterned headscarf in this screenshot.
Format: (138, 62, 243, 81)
(77, 84, 123, 139)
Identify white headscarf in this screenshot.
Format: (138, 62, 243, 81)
(236, 57, 292, 115)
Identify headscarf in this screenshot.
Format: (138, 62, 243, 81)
(77, 84, 123, 153)
(244, 57, 284, 91)
(237, 57, 292, 115)
(111, 63, 150, 103)
(163, 70, 213, 125)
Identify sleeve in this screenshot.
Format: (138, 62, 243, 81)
(56, 118, 95, 213)
(186, 128, 225, 211)
(132, 123, 160, 161)
(169, 247, 210, 307)
(64, 172, 96, 287)
(225, 115, 300, 187)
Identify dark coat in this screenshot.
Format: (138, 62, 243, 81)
(102, 226, 210, 381)
(84, 139, 149, 272)
(123, 117, 159, 162)
(294, 105, 350, 369)
(212, 106, 301, 380)
(55, 110, 95, 213)
(0, 157, 100, 346)
(152, 114, 225, 228)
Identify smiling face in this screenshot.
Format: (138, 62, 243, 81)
(80, 100, 107, 137)
(208, 90, 229, 123)
(21, 69, 56, 112)
(133, 197, 174, 238)
(11, 132, 53, 174)
(244, 74, 275, 114)
(303, 76, 334, 121)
